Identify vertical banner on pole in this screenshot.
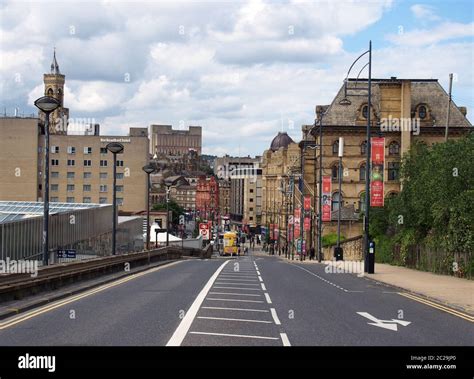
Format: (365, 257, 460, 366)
(322, 176, 332, 222)
(304, 196, 311, 211)
(370, 137, 385, 207)
(288, 215, 294, 242)
(304, 217, 311, 231)
(294, 208, 301, 238)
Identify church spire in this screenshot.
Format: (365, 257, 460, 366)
(50, 47, 60, 74)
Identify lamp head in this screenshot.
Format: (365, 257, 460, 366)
(106, 142, 124, 154)
(34, 96, 60, 113)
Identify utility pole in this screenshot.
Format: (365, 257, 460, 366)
(445, 73, 453, 142)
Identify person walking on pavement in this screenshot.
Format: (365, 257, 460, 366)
(309, 246, 315, 261)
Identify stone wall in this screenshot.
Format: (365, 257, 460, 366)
(322, 235, 363, 261)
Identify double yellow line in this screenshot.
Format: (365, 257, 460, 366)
(398, 292, 474, 323)
(0, 261, 182, 330)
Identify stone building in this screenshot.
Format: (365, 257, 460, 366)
(150, 124, 202, 156)
(195, 176, 219, 219)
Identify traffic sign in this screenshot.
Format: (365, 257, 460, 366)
(199, 223, 210, 240)
(57, 249, 76, 258)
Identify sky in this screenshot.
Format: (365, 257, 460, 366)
(1, 0, 473, 156)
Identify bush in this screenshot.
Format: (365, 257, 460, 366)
(322, 233, 345, 247)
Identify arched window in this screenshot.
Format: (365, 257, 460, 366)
(331, 163, 340, 180)
(359, 163, 366, 182)
(332, 140, 339, 155)
(418, 105, 427, 119)
(358, 192, 366, 213)
(360, 140, 367, 155)
(332, 192, 343, 211)
(47, 88, 54, 96)
(362, 105, 369, 119)
(389, 141, 400, 155)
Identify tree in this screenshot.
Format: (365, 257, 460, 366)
(152, 200, 185, 225)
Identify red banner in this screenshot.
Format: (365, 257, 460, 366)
(294, 208, 301, 238)
(322, 176, 331, 222)
(304, 217, 311, 231)
(304, 196, 311, 211)
(370, 137, 385, 207)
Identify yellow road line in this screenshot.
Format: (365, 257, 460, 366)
(398, 292, 474, 323)
(0, 260, 183, 330)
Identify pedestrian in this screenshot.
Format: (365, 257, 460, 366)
(309, 247, 315, 261)
(238, 246, 241, 256)
(244, 246, 249, 255)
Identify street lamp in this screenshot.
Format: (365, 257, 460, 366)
(142, 164, 155, 251)
(164, 179, 173, 247)
(106, 142, 124, 255)
(34, 96, 61, 266)
(339, 40, 373, 273)
(335, 137, 344, 261)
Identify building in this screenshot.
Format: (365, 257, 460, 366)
(168, 176, 197, 211)
(0, 53, 149, 214)
(214, 155, 261, 180)
(218, 178, 231, 217)
(150, 124, 202, 156)
(195, 176, 219, 220)
(229, 167, 263, 230)
(260, 132, 300, 243)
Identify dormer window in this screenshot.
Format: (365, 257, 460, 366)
(362, 105, 369, 119)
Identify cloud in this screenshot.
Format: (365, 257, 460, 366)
(410, 4, 440, 21)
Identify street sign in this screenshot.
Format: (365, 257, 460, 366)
(199, 223, 210, 240)
(57, 249, 76, 259)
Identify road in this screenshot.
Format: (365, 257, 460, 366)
(0, 250, 472, 346)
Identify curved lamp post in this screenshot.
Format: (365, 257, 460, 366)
(106, 142, 124, 255)
(142, 164, 155, 251)
(34, 96, 61, 266)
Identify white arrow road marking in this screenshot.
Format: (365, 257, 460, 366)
(357, 312, 411, 331)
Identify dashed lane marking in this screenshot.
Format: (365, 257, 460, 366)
(201, 306, 269, 313)
(189, 331, 279, 340)
(197, 316, 273, 324)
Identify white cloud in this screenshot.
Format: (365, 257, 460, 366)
(410, 4, 440, 21)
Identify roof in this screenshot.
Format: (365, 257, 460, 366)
(0, 201, 106, 224)
(270, 132, 295, 151)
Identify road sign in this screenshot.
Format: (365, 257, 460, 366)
(357, 312, 411, 331)
(57, 249, 76, 259)
(199, 223, 210, 240)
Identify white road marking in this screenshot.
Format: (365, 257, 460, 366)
(280, 333, 291, 346)
(213, 286, 261, 291)
(197, 316, 273, 324)
(208, 292, 261, 297)
(261, 283, 266, 291)
(207, 298, 264, 303)
(219, 274, 257, 278)
(166, 260, 229, 346)
(189, 331, 279, 340)
(264, 293, 272, 304)
(202, 306, 269, 313)
(256, 271, 261, 275)
(214, 282, 260, 286)
(217, 278, 258, 282)
(357, 312, 411, 331)
(270, 308, 281, 325)
(258, 276, 263, 282)
(291, 264, 349, 292)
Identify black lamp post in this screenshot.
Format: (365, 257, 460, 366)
(34, 96, 60, 266)
(106, 142, 124, 255)
(164, 180, 173, 247)
(142, 164, 155, 251)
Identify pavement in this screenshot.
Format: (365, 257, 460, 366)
(0, 248, 472, 346)
(256, 247, 474, 316)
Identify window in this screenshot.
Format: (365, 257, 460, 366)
(249, 207, 254, 211)
(360, 140, 367, 155)
(84, 160, 92, 166)
(359, 163, 366, 182)
(51, 172, 59, 178)
(83, 197, 91, 203)
(100, 172, 108, 179)
(67, 159, 75, 166)
(389, 141, 400, 156)
(67, 172, 75, 179)
(100, 160, 108, 167)
(99, 197, 108, 204)
(249, 198, 254, 202)
(332, 192, 343, 211)
(100, 184, 108, 192)
(116, 172, 124, 179)
(51, 159, 59, 166)
(83, 185, 91, 192)
(116, 198, 124, 206)
(362, 105, 369, 119)
(418, 105, 427, 119)
(83, 172, 92, 179)
(50, 197, 59, 202)
(358, 192, 366, 213)
(388, 162, 400, 181)
(250, 189, 254, 193)
(51, 184, 59, 191)
(51, 146, 59, 154)
(100, 147, 108, 154)
(117, 160, 124, 167)
(66, 197, 75, 203)
(331, 164, 340, 180)
(67, 184, 75, 192)
(84, 147, 92, 154)
(332, 140, 339, 155)
(116, 185, 124, 192)
(67, 146, 76, 154)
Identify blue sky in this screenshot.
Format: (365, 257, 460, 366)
(1, 0, 473, 156)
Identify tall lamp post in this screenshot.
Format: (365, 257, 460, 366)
(335, 137, 344, 261)
(142, 164, 155, 250)
(34, 96, 61, 266)
(164, 180, 173, 246)
(338, 40, 372, 272)
(106, 142, 124, 255)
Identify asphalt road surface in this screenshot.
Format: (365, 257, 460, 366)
(0, 251, 472, 346)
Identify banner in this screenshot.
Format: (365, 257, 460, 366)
(370, 137, 385, 207)
(304, 217, 311, 232)
(304, 196, 311, 211)
(294, 208, 301, 238)
(322, 176, 332, 222)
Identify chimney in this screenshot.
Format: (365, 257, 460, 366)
(459, 107, 467, 117)
(94, 124, 100, 136)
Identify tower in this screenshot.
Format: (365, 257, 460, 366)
(42, 49, 69, 134)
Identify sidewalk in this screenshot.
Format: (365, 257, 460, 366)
(368, 263, 474, 315)
(252, 247, 474, 315)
